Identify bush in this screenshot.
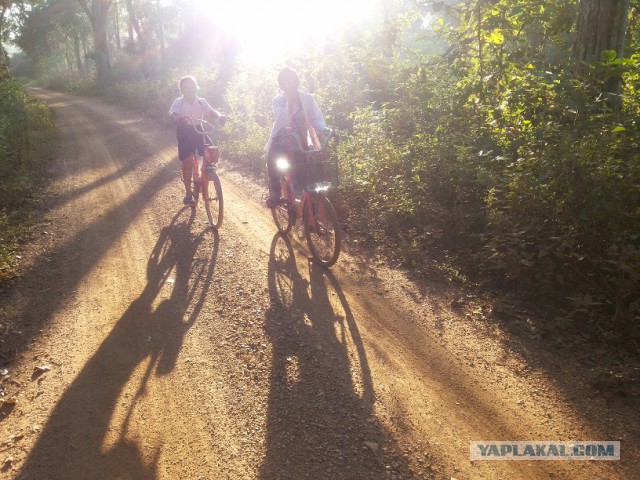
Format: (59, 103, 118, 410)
(321, 50, 640, 345)
(0, 73, 56, 282)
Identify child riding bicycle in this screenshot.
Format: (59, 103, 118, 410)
(169, 75, 226, 205)
(265, 67, 329, 208)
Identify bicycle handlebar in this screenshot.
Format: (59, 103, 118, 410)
(273, 127, 337, 153)
(176, 115, 222, 136)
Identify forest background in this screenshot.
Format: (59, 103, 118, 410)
(1, 0, 639, 351)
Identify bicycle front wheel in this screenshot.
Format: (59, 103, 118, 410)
(203, 171, 224, 228)
(271, 176, 293, 234)
(304, 194, 341, 267)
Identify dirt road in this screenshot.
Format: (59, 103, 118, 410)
(0, 90, 638, 479)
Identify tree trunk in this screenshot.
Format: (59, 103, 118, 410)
(572, 0, 629, 70)
(126, 2, 133, 43)
(0, 5, 8, 72)
(476, 0, 485, 101)
(73, 32, 83, 72)
(78, 0, 114, 86)
(124, 0, 135, 43)
(157, 0, 166, 86)
(94, 13, 111, 84)
(65, 46, 73, 74)
(114, 0, 121, 51)
(124, 0, 149, 80)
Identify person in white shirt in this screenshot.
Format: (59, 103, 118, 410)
(169, 75, 226, 205)
(265, 67, 327, 208)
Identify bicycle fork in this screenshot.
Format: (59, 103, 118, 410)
(303, 193, 325, 232)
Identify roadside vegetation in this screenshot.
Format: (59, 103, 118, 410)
(2, 0, 639, 349)
(0, 71, 56, 283)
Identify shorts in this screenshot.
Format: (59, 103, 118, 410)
(177, 124, 211, 161)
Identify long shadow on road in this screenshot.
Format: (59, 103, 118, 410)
(17, 210, 220, 480)
(259, 234, 412, 479)
(0, 91, 178, 369)
(38, 90, 176, 189)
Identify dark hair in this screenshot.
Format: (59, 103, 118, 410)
(179, 75, 198, 91)
(277, 67, 299, 90)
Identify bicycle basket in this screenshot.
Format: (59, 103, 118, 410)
(204, 145, 219, 164)
(308, 153, 339, 188)
(274, 127, 303, 152)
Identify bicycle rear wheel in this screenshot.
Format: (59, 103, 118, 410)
(271, 176, 293, 234)
(203, 171, 224, 228)
(304, 194, 341, 267)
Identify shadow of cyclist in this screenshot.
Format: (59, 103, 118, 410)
(18, 208, 219, 480)
(259, 234, 410, 479)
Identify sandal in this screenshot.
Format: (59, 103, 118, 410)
(266, 194, 280, 209)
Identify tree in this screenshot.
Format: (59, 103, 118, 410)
(1, 1, 30, 70)
(122, 0, 151, 79)
(572, 0, 630, 93)
(1, 1, 10, 69)
(16, 0, 89, 75)
(77, 0, 114, 85)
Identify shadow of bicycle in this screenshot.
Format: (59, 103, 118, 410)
(259, 233, 410, 479)
(18, 208, 219, 480)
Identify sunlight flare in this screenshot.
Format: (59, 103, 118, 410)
(191, 0, 380, 63)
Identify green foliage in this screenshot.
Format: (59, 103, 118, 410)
(328, 2, 639, 344)
(222, 64, 278, 172)
(207, 4, 640, 345)
(481, 68, 640, 333)
(0, 72, 57, 283)
(338, 107, 419, 247)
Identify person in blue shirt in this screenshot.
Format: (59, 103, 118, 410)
(264, 67, 327, 208)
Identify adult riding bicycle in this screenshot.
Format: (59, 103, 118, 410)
(269, 127, 342, 268)
(178, 116, 224, 228)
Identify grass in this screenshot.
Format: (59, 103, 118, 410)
(0, 77, 57, 286)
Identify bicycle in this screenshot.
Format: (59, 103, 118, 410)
(178, 116, 224, 228)
(269, 127, 342, 268)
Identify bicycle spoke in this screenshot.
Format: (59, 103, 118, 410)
(204, 173, 224, 228)
(271, 177, 293, 234)
(304, 195, 341, 267)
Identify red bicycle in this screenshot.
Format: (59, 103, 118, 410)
(270, 127, 342, 268)
(179, 116, 224, 228)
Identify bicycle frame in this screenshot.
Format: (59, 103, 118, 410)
(275, 156, 324, 228)
(179, 116, 224, 227)
(189, 144, 219, 179)
(271, 125, 342, 268)
(184, 134, 218, 199)
(271, 128, 342, 267)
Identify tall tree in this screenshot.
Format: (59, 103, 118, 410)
(123, 0, 150, 79)
(1, 1, 9, 69)
(113, 0, 120, 51)
(1, 1, 29, 69)
(16, 0, 89, 74)
(572, 0, 630, 71)
(77, 0, 113, 85)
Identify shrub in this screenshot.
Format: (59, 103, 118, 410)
(0, 73, 56, 282)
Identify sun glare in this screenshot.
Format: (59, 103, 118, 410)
(193, 0, 380, 64)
